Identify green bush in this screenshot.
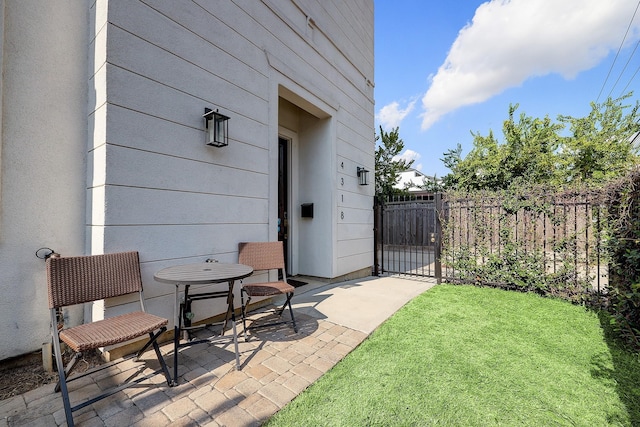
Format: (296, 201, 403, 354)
(442, 176, 640, 350)
(604, 170, 640, 350)
(442, 187, 593, 302)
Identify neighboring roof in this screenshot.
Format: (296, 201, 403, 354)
(394, 168, 438, 192)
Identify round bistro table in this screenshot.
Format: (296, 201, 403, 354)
(154, 262, 253, 384)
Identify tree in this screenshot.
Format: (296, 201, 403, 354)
(445, 105, 563, 191)
(375, 126, 414, 199)
(558, 93, 640, 184)
(420, 174, 445, 193)
(441, 94, 640, 191)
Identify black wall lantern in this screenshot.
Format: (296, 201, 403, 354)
(203, 108, 230, 147)
(357, 167, 370, 185)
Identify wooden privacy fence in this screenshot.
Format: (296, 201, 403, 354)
(382, 195, 438, 246)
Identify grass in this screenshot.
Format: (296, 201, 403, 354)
(265, 284, 640, 426)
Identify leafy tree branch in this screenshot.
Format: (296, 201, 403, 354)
(375, 126, 414, 199)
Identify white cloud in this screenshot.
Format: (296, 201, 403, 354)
(420, 0, 640, 130)
(393, 149, 421, 168)
(376, 100, 416, 130)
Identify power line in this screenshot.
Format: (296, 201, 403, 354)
(618, 61, 640, 97)
(597, 0, 640, 103)
(608, 38, 640, 98)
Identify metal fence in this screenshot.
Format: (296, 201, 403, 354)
(374, 191, 608, 295)
(441, 191, 608, 295)
(374, 194, 442, 280)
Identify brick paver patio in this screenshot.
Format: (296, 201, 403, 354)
(0, 310, 366, 426)
(0, 276, 436, 426)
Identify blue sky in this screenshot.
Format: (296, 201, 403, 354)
(374, 0, 640, 179)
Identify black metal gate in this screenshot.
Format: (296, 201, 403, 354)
(374, 194, 442, 282)
(374, 190, 609, 292)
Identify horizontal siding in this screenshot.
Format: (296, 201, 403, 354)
(100, 223, 267, 260)
(338, 192, 374, 212)
(95, 0, 374, 324)
(106, 105, 269, 173)
(338, 208, 375, 232)
(337, 139, 375, 169)
(103, 187, 267, 225)
(106, 63, 267, 134)
(248, 0, 374, 107)
(264, 0, 374, 95)
(319, 0, 374, 76)
(337, 250, 373, 276)
(107, 24, 269, 112)
(122, 1, 269, 81)
(103, 145, 268, 198)
(337, 237, 374, 259)
(337, 103, 375, 145)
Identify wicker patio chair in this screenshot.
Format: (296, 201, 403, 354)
(238, 241, 298, 340)
(46, 251, 172, 427)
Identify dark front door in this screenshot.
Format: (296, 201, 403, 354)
(278, 137, 289, 273)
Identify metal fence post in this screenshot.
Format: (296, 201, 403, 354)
(373, 197, 380, 276)
(435, 193, 443, 283)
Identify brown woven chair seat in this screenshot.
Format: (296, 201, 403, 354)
(243, 281, 295, 297)
(60, 312, 168, 353)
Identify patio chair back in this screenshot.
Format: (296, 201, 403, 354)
(238, 241, 286, 275)
(47, 251, 144, 309)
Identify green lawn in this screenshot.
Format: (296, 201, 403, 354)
(266, 284, 640, 426)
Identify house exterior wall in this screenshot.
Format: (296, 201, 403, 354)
(0, 0, 374, 360)
(396, 168, 442, 192)
(0, 0, 90, 360)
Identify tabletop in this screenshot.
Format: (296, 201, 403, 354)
(154, 262, 253, 285)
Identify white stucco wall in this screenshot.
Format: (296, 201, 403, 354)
(0, 1, 89, 359)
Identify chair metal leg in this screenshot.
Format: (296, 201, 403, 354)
(243, 292, 297, 335)
(273, 292, 297, 332)
(285, 293, 298, 333)
(51, 311, 75, 427)
(54, 351, 80, 393)
(135, 329, 162, 359)
(51, 326, 172, 425)
(149, 330, 173, 385)
(240, 289, 252, 341)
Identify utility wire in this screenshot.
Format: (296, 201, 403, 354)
(608, 38, 640, 98)
(597, 0, 640, 103)
(619, 61, 640, 97)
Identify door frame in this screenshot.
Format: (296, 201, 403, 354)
(278, 127, 299, 276)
